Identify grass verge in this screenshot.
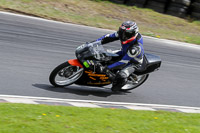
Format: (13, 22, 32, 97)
(0, 0, 199, 45)
(0, 103, 200, 133)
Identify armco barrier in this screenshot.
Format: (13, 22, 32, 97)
(145, 0, 168, 13)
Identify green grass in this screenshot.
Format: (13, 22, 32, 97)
(0, 0, 200, 44)
(0, 103, 200, 133)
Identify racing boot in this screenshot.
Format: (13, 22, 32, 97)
(111, 66, 136, 92)
(111, 71, 128, 92)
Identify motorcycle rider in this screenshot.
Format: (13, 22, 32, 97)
(77, 20, 144, 92)
(95, 21, 144, 91)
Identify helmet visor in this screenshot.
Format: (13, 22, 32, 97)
(118, 27, 137, 41)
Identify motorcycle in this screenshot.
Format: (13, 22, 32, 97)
(49, 41, 161, 91)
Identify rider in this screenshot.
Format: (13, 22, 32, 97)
(95, 20, 144, 91)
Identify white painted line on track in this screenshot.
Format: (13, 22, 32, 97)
(0, 94, 200, 110)
(0, 95, 200, 113)
(177, 109, 200, 113)
(67, 102, 101, 108)
(4, 98, 39, 104)
(125, 105, 156, 111)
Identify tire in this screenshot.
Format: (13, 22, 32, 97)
(191, 12, 200, 19)
(170, 0, 191, 6)
(109, 0, 124, 4)
(146, 5, 165, 12)
(125, 0, 147, 7)
(49, 62, 84, 87)
(169, 3, 188, 8)
(145, 1, 166, 12)
(153, 0, 168, 2)
(192, 2, 200, 13)
(166, 10, 187, 17)
(167, 6, 187, 12)
(120, 74, 149, 91)
(147, 0, 166, 8)
(135, 0, 147, 4)
(166, 4, 188, 17)
(192, 8, 200, 14)
(145, 0, 170, 12)
(194, 0, 200, 3)
(192, 2, 200, 8)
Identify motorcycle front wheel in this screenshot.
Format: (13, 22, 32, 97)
(120, 74, 149, 91)
(49, 62, 84, 87)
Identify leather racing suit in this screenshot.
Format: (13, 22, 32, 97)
(96, 31, 144, 91)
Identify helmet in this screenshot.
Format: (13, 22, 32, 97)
(118, 21, 139, 43)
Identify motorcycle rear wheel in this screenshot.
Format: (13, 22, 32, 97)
(120, 74, 149, 91)
(49, 62, 83, 87)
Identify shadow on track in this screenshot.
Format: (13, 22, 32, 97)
(32, 84, 129, 97)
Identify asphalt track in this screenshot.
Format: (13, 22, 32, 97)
(0, 12, 200, 107)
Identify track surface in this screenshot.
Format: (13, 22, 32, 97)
(0, 12, 200, 107)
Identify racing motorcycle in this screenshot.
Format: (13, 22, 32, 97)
(49, 41, 161, 91)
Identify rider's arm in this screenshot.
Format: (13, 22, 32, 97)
(128, 44, 144, 64)
(107, 34, 144, 69)
(96, 32, 119, 45)
(127, 33, 144, 64)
